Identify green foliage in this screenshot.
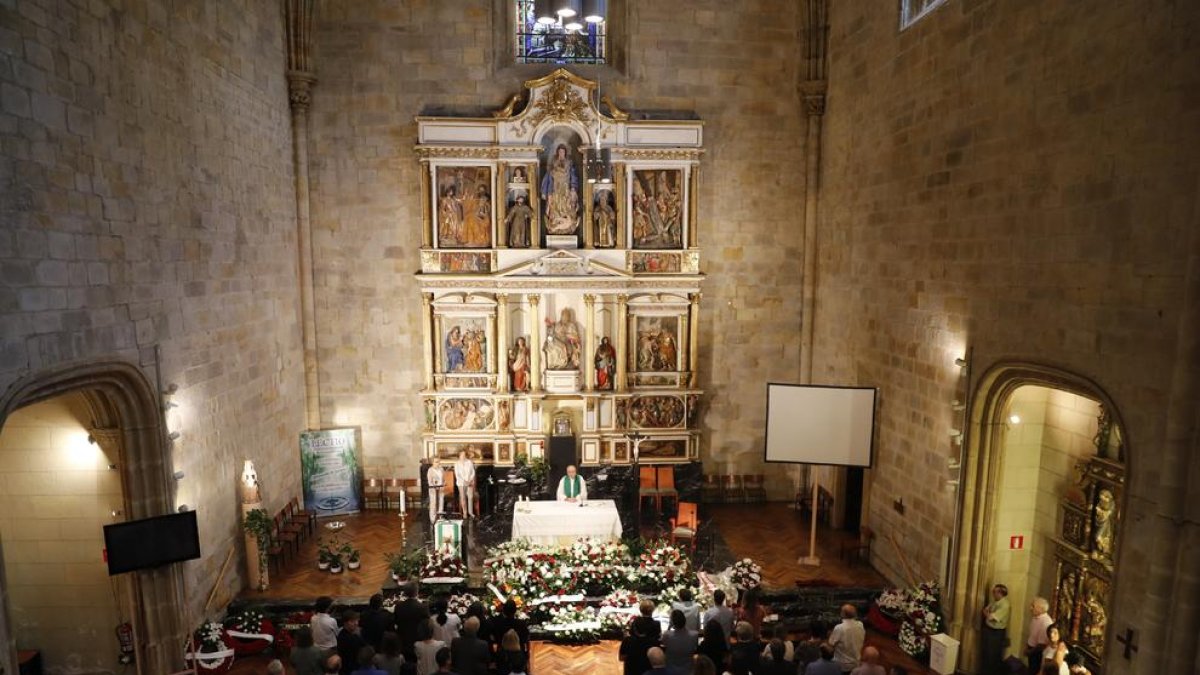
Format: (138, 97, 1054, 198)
(385, 548, 424, 578)
(242, 509, 272, 585)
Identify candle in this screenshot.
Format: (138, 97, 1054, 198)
(399, 492, 407, 514)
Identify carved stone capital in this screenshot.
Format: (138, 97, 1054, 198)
(803, 93, 826, 117)
(287, 70, 317, 110)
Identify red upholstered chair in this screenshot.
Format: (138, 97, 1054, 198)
(656, 466, 679, 512)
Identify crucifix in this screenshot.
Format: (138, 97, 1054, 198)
(1116, 627, 1138, 660)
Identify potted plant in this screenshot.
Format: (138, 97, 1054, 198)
(242, 509, 273, 590)
(317, 539, 332, 571)
(347, 547, 361, 571)
(385, 549, 421, 583)
(328, 549, 344, 574)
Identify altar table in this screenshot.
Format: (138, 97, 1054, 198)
(510, 499, 623, 545)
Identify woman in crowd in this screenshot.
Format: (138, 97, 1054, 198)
(662, 609, 699, 674)
(696, 619, 730, 672)
(430, 596, 462, 643)
(493, 629, 528, 675)
(1042, 624, 1070, 675)
(736, 588, 768, 638)
(373, 632, 404, 675)
(413, 618, 446, 675)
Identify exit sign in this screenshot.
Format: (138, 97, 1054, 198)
(1009, 535, 1025, 550)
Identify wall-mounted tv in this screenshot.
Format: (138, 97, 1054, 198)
(103, 510, 201, 575)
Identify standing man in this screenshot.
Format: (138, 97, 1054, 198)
(829, 604, 865, 674)
(311, 596, 339, 655)
(426, 459, 445, 523)
(1025, 598, 1054, 674)
(556, 464, 588, 503)
(701, 589, 735, 640)
(454, 450, 476, 518)
(981, 584, 1011, 675)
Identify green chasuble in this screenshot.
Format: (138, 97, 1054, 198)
(564, 475, 581, 498)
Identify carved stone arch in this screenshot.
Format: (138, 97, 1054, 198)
(0, 359, 186, 674)
(947, 360, 1129, 672)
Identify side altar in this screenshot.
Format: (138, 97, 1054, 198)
(413, 69, 705, 477)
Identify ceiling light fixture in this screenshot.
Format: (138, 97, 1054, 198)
(583, 0, 607, 23)
(556, 0, 581, 18)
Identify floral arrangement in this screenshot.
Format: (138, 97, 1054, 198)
(598, 590, 640, 631)
(227, 610, 265, 635)
(544, 604, 600, 644)
(895, 580, 943, 657)
(421, 549, 467, 582)
(639, 539, 689, 571)
(876, 588, 908, 617)
(730, 558, 763, 590)
(448, 593, 480, 617)
(898, 621, 928, 657)
(224, 609, 274, 656)
(196, 621, 226, 653)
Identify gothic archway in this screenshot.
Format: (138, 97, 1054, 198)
(947, 362, 1128, 674)
(0, 360, 187, 674)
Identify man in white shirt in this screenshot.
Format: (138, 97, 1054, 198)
(829, 604, 865, 673)
(310, 596, 338, 653)
(701, 589, 735, 639)
(454, 450, 476, 518)
(1025, 597, 1054, 674)
(555, 464, 588, 503)
(671, 587, 701, 632)
(426, 459, 444, 523)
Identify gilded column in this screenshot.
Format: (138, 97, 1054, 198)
(689, 293, 701, 388)
(487, 315, 498, 382)
(583, 294, 596, 391)
(688, 165, 700, 248)
(420, 161, 433, 248)
(497, 294, 510, 392)
(679, 310, 690, 382)
(286, 0, 320, 430)
(614, 164, 627, 248)
(421, 293, 436, 390)
(496, 162, 508, 248)
(529, 295, 542, 392)
(582, 183, 594, 248)
(616, 294, 628, 391)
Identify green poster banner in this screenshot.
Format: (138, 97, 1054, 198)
(300, 428, 364, 516)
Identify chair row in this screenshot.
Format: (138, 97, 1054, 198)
(700, 474, 768, 503)
(637, 465, 680, 513)
(264, 497, 315, 575)
(361, 477, 422, 510)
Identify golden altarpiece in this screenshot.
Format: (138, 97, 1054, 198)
(414, 70, 704, 473)
(1050, 406, 1124, 673)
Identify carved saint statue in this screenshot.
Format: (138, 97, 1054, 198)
(543, 308, 582, 370)
(508, 337, 530, 392)
(505, 193, 533, 248)
(541, 144, 580, 234)
(1091, 488, 1115, 560)
(594, 336, 616, 390)
(594, 189, 617, 248)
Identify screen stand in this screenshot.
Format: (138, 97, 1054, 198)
(799, 479, 821, 567)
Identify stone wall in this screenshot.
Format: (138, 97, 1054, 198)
(817, 0, 1200, 671)
(0, 0, 306, 619)
(307, 0, 810, 493)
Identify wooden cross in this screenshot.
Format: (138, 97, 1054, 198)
(1116, 627, 1139, 660)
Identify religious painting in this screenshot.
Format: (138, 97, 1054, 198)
(540, 129, 583, 236)
(436, 442, 494, 463)
(436, 166, 493, 248)
(631, 168, 684, 249)
(497, 441, 513, 464)
(615, 398, 628, 428)
(630, 396, 686, 428)
(497, 400, 511, 432)
(634, 373, 679, 387)
(437, 398, 495, 431)
(614, 440, 628, 462)
(1078, 576, 1110, 657)
(1061, 502, 1090, 549)
(443, 317, 488, 374)
(634, 316, 680, 372)
(1052, 561, 1082, 642)
(593, 187, 618, 248)
(504, 165, 534, 249)
(423, 398, 437, 431)
(441, 252, 492, 273)
(636, 438, 687, 460)
(630, 251, 682, 273)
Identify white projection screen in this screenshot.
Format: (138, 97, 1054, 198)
(764, 383, 877, 467)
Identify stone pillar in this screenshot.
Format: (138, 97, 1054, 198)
(285, 0, 321, 430)
(583, 294, 596, 390)
(421, 293, 435, 390)
(616, 294, 629, 391)
(529, 295, 542, 392)
(688, 165, 700, 248)
(497, 294, 510, 392)
(799, 87, 825, 385)
(239, 460, 265, 590)
(689, 293, 701, 388)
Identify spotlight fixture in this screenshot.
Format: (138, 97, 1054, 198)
(168, 431, 181, 441)
(163, 399, 179, 409)
(177, 504, 190, 513)
(564, 16, 584, 31)
(87, 434, 97, 445)
(173, 470, 186, 480)
(951, 400, 966, 411)
(1009, 414, 1022, 425)
(557, 0, 581, 18)
(162, 383, 179, 396)
(949, 428, 962, 438)
(954, 357, 968, 368)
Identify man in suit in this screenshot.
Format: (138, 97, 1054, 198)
(392, 583, 430, 662)
(335, 611, 367, 675)
(360, 594, 394, 651)
(450, 616, 490, 675)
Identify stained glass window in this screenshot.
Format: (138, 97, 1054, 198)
(900, 0, 948, 30)
(515, 0, 607, 66)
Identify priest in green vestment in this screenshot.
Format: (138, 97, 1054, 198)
(555, 464, 588, 503)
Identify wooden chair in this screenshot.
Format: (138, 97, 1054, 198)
(265, 521, 288, 574)
(290, 496, 316, 534)
(840, 526, 875, 565)
(282, 501, 309, 543)
(701, 474, 722, 503)
(637, 466, 660, 513)
(656, 466, 679, 512)
(362, 478, 386, 510)
(273, 511, 300, 555)
(401, 478, 422, 513)
(721, 474, 743, 503)
(743, 474, 767, 503)
(382, 478, 404, 510)
(670, 501, 699, 553)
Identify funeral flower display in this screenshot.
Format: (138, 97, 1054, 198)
(187, 621, 235, 673)
(891, 580, 944, 657)
(730, 558, 763, 590)
(224, 609, 274, 656)
(448, 593, 480, 617)
(544, 604, 600, 644)
(421, 549, 467, 582)
(598, 590, 640, 631)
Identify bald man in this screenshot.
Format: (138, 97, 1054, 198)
(829, 604, 865, 673)
(556, 464, 588, 503)
(850, 646, 885, 675)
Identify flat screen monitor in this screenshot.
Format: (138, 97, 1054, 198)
(764, 383, 877, 467)
(103, 510, 201, 575)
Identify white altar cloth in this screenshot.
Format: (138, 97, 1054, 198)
(510, 499, 622, 545)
